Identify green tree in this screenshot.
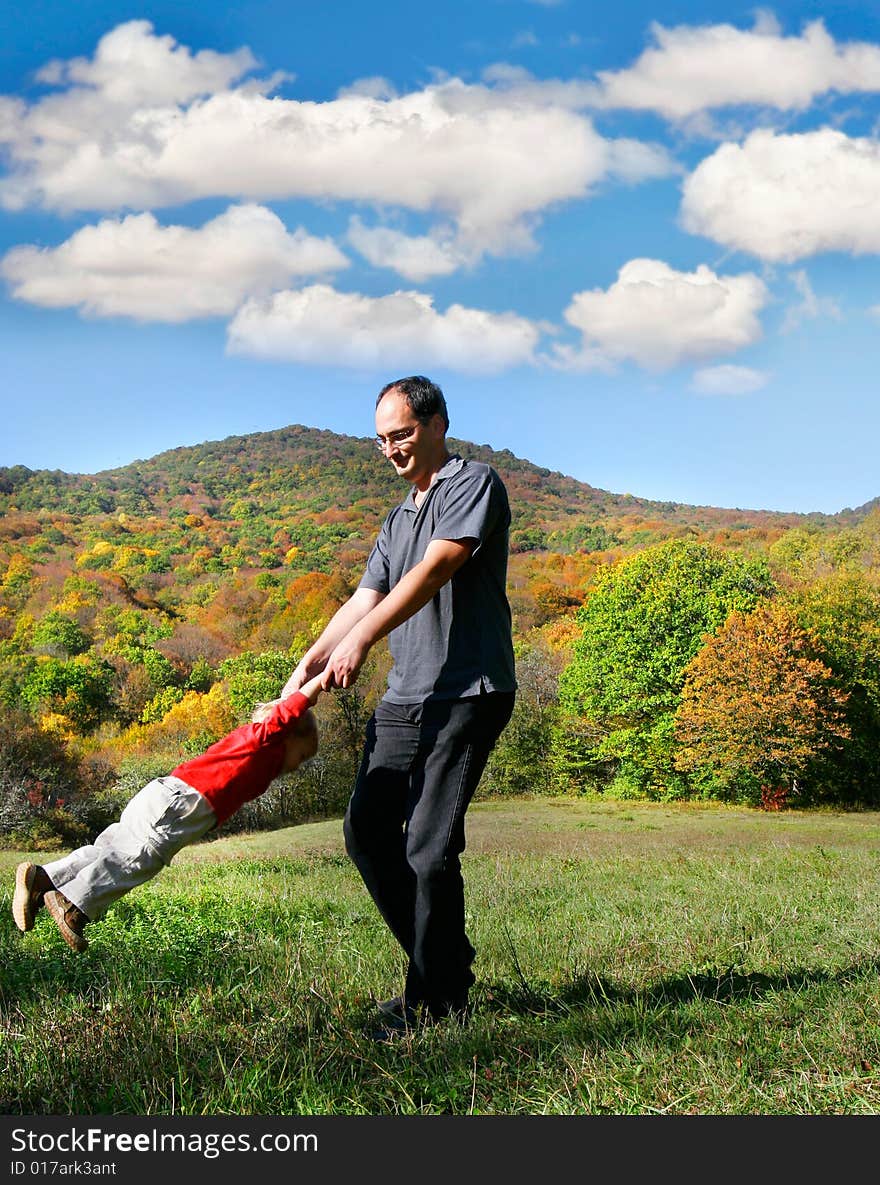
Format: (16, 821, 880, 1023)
(185, 656, 215, 693)
(141, 686, 187, 724)
(32, 612, 92, 658)
(218, 649, 295, 717)
(791, 571, 880, 802)
(99, 607, 172, 656)
(141, 647, 178, 691)
(482, 639, 562, 797)
(0, 654, 37, 710)
(21, 655, 114, 732)
(558, 539, 775, 797)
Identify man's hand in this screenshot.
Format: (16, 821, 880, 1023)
(279, 589, 385, 697)
(252, 673, 324, 723)
(280, 656, 323, 699)
(320, 629, 370, 690)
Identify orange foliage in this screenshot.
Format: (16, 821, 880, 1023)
(0, 514, 42, 541)
(675, 600, 850, 789)
(280, 570, 350, 635)
(538, 616, 581, 655)
(313, 508, 359, 526)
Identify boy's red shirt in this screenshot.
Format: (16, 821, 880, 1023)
(170, 691, 311, 825)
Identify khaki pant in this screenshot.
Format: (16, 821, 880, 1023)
(43, 776, 216, 921)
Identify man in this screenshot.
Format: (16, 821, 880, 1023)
(281, 375, 516, 1036)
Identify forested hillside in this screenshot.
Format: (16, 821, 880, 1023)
(1, 424, 878, 847)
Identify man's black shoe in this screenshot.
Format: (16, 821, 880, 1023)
(378, 994, 470, 1019)
(368, 1001, 420, 1043)
(368, 995, 471, 1041)
(429, 998, 470, 1023)
(377, 995, 409, 1019)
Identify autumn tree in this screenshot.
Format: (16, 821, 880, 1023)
(674, 601, 850, 806)
(0, 708, 115, 846)
(769, 509, 880, 586)
(557, 539, 775, 797)
(109, 683, 237, 769)
(263, 569, 352, 653)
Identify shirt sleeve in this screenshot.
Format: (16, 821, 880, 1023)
(358, 514, 393, 594)
(251, 691, 311, 744)
(429, 466, 507, 556)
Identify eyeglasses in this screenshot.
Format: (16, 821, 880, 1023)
(374, 425, 419, 452)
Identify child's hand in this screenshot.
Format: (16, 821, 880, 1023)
(299, 673, 324, 705)
(254, 676, 322, 722)
(251, 700, 279, 724)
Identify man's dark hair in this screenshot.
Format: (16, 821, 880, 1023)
(377, 375, 449, 431)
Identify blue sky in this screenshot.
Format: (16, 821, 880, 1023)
(1, 0, 878, 514)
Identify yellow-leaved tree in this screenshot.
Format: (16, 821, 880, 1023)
(674, 601, 850, 807)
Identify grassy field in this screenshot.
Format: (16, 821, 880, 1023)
(3, 796, 880, 1115)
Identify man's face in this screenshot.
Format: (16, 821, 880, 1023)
(375, 391, 444, 488)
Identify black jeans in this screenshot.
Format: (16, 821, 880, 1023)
(343, 691, 515, 1016)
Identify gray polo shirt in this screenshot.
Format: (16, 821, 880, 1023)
(359, 454, 517, 703)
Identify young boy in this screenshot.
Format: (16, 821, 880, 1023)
(12, 673, 323, 952)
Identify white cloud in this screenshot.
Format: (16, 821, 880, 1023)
(347, 218, 473, 281)
(1, 205, 347, 321)
(556, 258, 767, 371)
(605, 138, 682, 184)
(0, 20, 667, 256)
(781, 269, 842, 332)
(476, 66, 680, 178)
(681, 129, 880, 262)
(593, 16, 880, 119)
(690, 364, 769, 395)
(33, 19, 259, 106)
(227, 285, 540, 373)
(335, 76, 399, 101)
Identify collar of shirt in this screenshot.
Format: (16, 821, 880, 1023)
(402, 454, 464, 516)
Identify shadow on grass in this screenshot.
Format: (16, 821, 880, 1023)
(5, 932, 880, 1114)
(483, 956, 880, 1020)
(5, 904, 878, 1020)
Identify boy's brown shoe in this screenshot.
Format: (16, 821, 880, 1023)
(44, 890, 90, 952)
(12, 862, 52, 932)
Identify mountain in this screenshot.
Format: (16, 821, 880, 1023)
(835, 495, 880, 526)
(0, 421, 834, 535)
(1, 422, 877, 776)
(0, 423, 859, 646)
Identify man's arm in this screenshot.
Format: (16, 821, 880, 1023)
(279, 586, 385, 697)
(320, 537, 474, 689)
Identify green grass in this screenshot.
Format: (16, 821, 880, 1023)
(3, 797, 880, 1115)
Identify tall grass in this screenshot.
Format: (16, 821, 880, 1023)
(3, 799, 880, 1115)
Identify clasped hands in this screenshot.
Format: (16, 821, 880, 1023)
(317, 630, 370, 691)
(269, 630, 369, 715)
